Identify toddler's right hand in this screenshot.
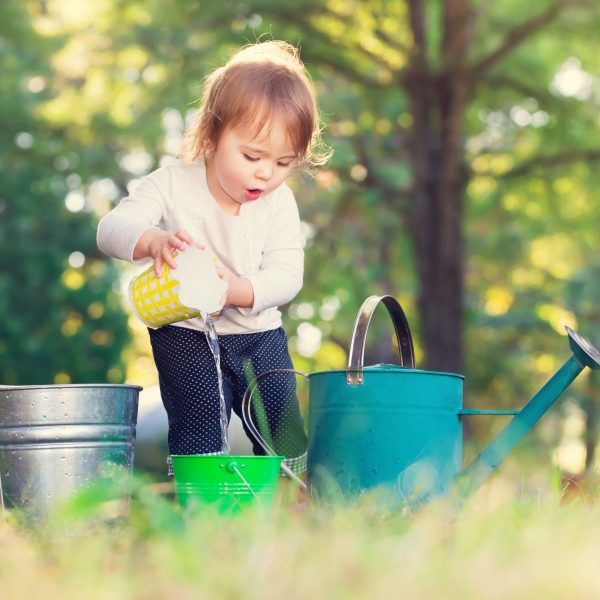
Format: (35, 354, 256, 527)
(134, 229, 205, 278)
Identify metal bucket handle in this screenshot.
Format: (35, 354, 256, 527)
(346, 295, 415, 386)
(242, 369, 309, 489)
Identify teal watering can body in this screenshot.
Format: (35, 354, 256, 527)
(308, 365, 463, 502)
(306, 295, 600, 504)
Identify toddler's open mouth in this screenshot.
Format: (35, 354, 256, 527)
(245, 189, 262, 201)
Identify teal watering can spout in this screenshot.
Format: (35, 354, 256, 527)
(455, 327, 600, 502)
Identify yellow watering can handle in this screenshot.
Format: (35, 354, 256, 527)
(346, 295, 415, 386)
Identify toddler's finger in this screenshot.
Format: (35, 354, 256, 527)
(154, 255, 163, 279)
(175, 229, 194, 245)
(169, 236, 186, 252)
(162, 247, 177, 270)
(193, 241, 206, 250)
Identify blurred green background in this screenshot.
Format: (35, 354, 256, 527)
(2, 0, 600, 486)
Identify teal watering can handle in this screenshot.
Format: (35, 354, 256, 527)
(346, 295, 415, 386)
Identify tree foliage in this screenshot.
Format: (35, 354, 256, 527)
(0, 1, 129, 385)
(5, 0, 600, 474)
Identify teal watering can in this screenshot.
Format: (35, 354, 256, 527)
(308, 295, 600, 504)
(242, 295, 600, 505)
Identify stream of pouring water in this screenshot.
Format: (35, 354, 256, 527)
(200, 311, 231, 455)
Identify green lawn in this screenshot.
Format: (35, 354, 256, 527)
(1, 475, 599, 599)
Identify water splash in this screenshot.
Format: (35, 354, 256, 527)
(201, 311, 230, 455)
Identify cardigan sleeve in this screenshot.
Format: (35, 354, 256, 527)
(239, 188, 304, 315)
(97, 171, 171, 266)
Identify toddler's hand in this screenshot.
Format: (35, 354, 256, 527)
(211, 266, 236, 315)
(211, 266, 254, 313)
(134, 229, 205, 278)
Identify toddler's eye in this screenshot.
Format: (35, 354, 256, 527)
(278, 162, 291, 168)
(243, 154, 259, 162)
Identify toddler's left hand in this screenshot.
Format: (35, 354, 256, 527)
(213, 266, 236, 314)
(211, 266, 254, 314)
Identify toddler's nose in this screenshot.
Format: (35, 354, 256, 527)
(255, 162, 273, 181)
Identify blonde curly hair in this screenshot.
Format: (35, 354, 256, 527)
(179, 41, 330, 173)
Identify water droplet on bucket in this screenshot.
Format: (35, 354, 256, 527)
(394, 460, 400, 464)
(372, 467, 378, 474)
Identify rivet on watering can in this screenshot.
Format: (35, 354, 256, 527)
(220, 464, 224, 468)
(241, 464, 245, 468)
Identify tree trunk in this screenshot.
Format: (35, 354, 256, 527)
(404, 0, 471, 374)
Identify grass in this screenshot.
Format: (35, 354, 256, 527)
(1, 475, 600, 600)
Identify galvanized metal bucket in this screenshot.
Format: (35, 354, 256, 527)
(0, 384, 141, 520)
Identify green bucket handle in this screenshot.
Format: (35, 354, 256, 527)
(225, 460, 264, 508)
(242, 369, 309, 489)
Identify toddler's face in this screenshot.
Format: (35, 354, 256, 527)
(207, 120, 297, 212)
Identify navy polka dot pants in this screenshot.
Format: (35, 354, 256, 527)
(149, 325, 308, 473)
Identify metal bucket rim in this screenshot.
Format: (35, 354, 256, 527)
(0, 383, 143, 392)
(308, 368, 465, 380)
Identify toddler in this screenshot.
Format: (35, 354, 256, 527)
(97, 41, 328, 477)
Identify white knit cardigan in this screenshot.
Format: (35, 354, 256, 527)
(97, 160, 304, 334)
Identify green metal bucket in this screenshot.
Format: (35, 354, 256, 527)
(170, 455, 283, 514)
